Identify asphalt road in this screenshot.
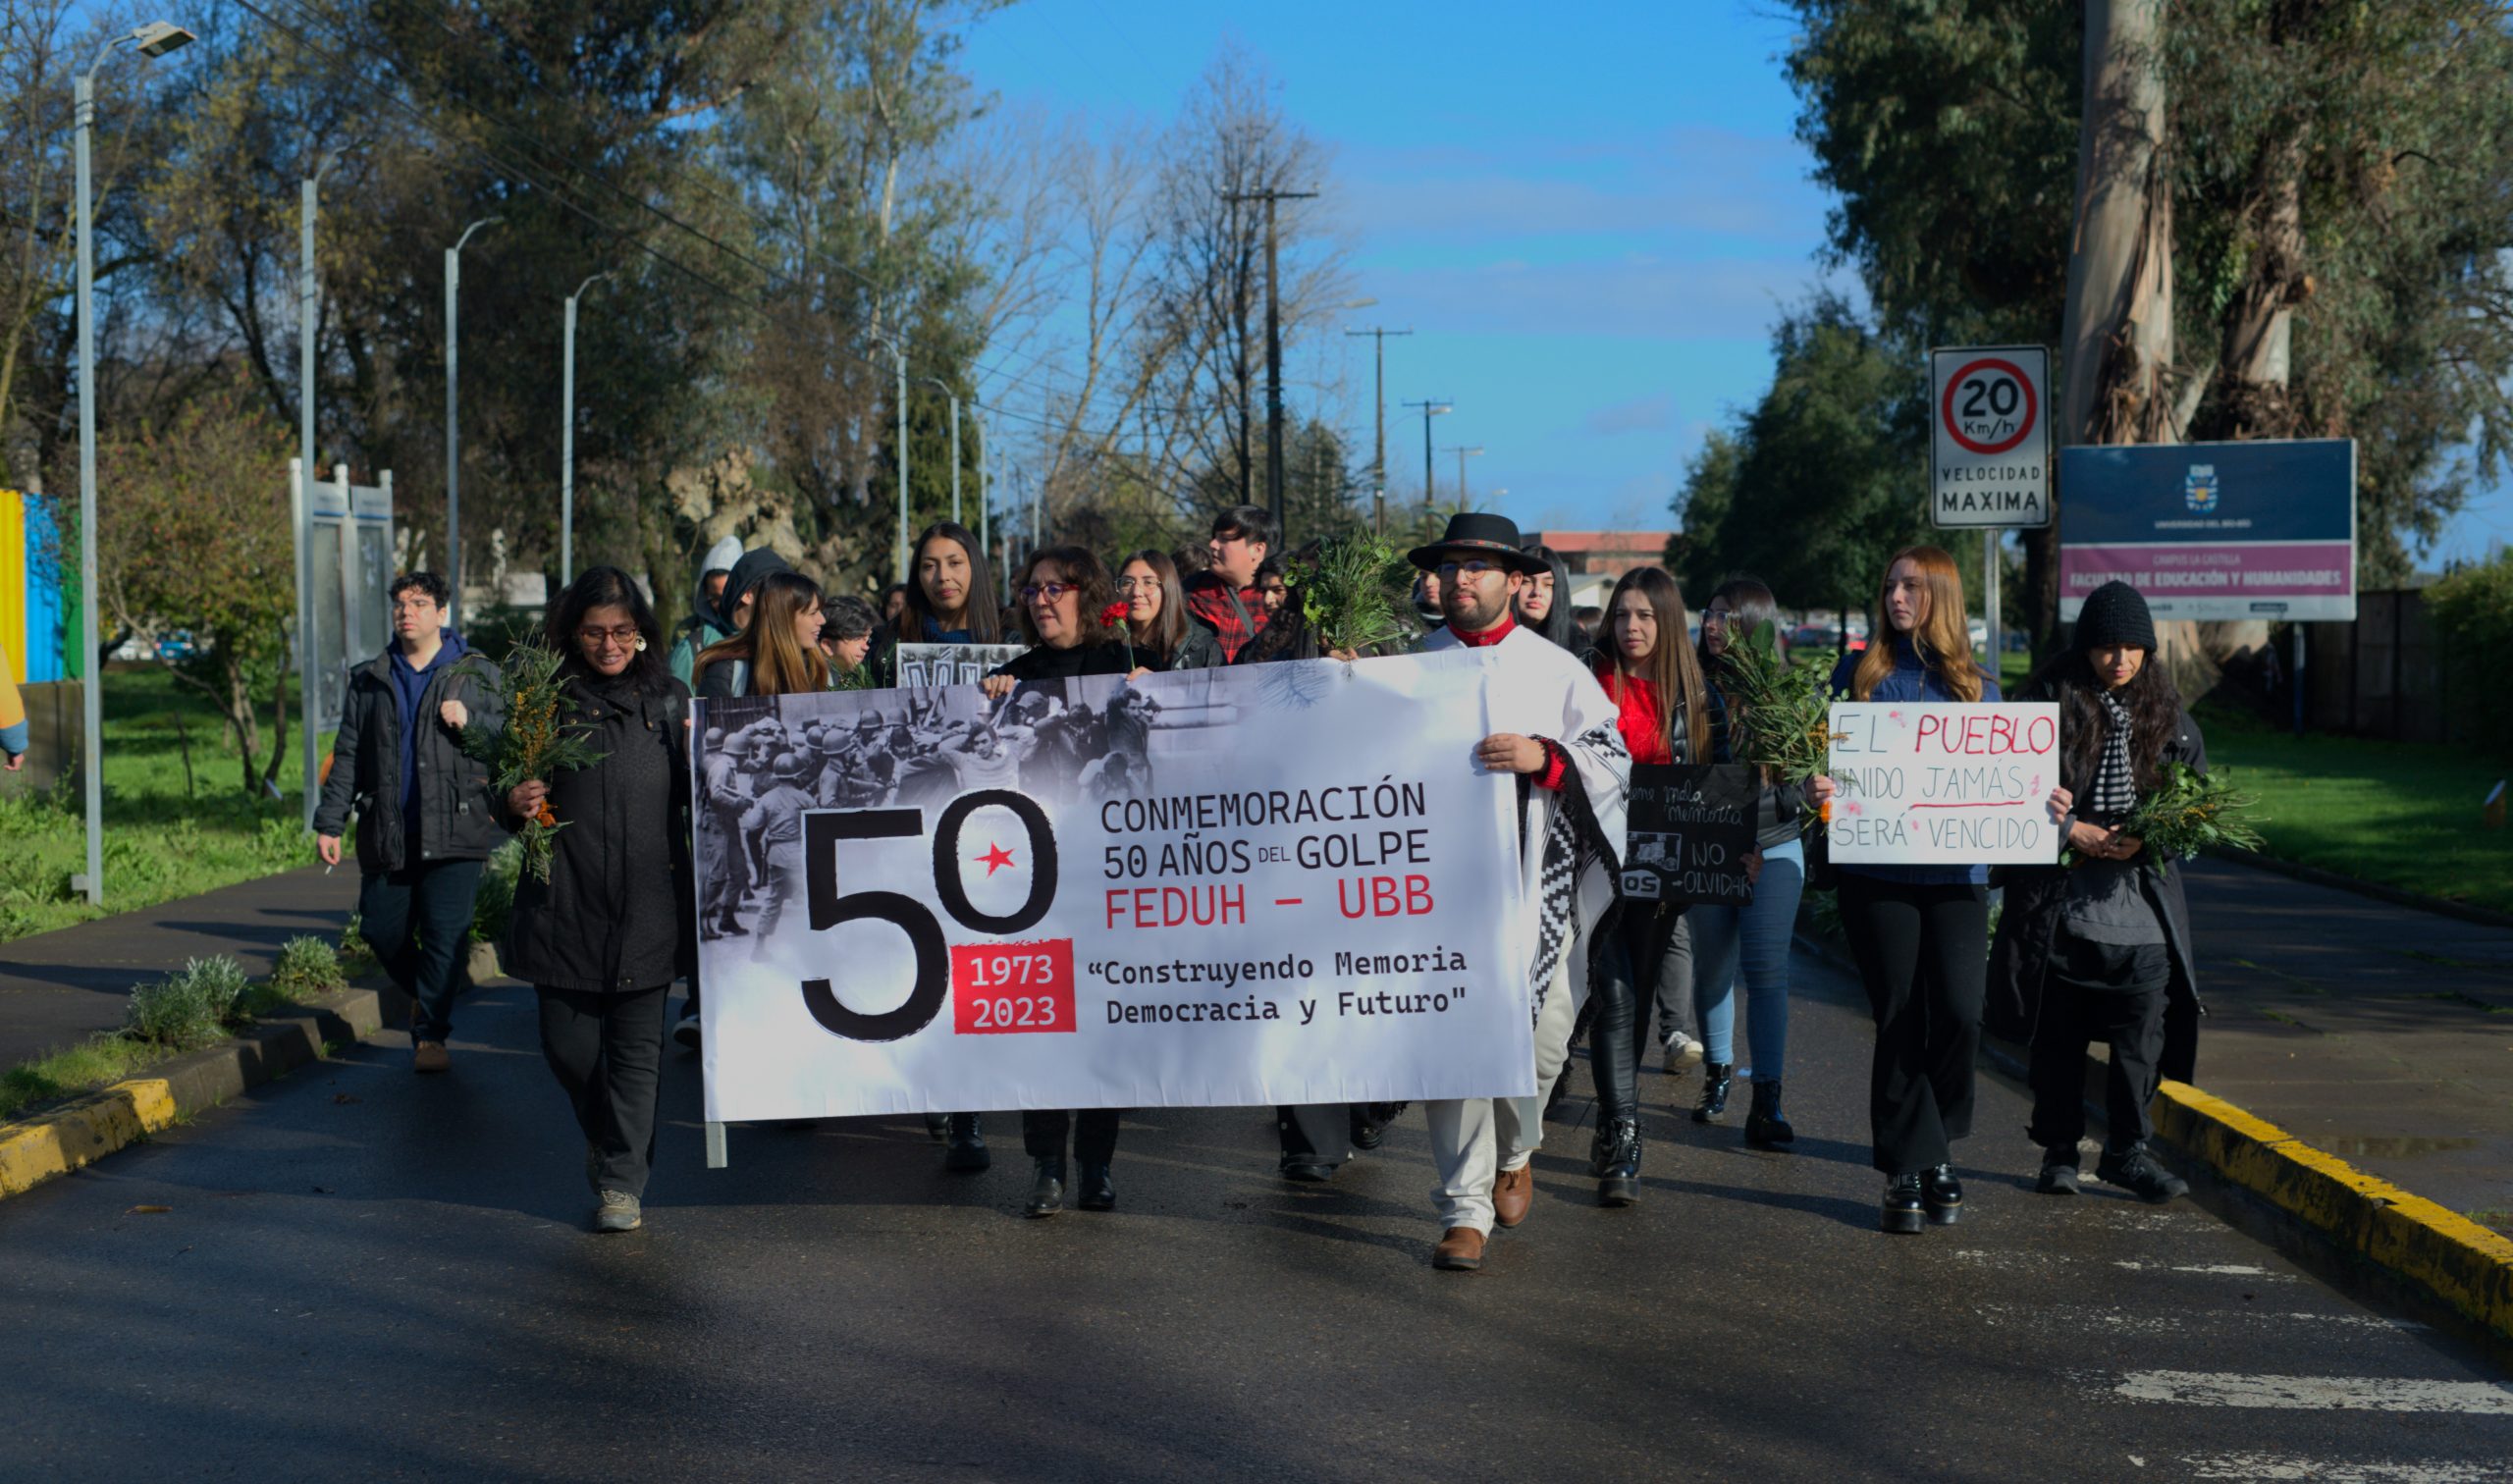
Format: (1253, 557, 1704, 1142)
(4, 950, 2508, 1483)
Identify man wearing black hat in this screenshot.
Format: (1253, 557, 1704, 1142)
(1410, 512, 1632, 1271)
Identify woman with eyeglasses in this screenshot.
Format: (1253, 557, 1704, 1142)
(1690, 576, 1814, 1147)
(979, 545, 1141, 1216)
(1818, 546, 2003, 1235)
(1116, 550, 1223, 671)
(500, 567, 696, 1236)
(870, 521, 1007, 684)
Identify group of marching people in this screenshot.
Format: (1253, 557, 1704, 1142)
(315, 501, 2210, 1255)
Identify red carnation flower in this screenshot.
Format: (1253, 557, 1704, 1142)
(1099, 601, 1130, 628)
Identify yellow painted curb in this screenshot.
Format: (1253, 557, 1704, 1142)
(0, 1078, 181, 1199)
(2155, 1080, 2513, 1341)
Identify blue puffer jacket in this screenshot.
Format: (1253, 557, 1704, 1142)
(1828, 638, 2003, 887)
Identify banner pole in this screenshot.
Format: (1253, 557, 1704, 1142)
(706, 1121, 727, 1170)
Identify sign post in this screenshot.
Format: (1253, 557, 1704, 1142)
(1929, 345, 2051, 668)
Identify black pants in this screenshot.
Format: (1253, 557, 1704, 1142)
(2027, 940, 2170, 1157)
(1591, 902, 1684, 1122)
(536, 983, 669, 1197)
(1839, 874, 1989, 1175)
(1023, 1108, 1121, 1166)
(359, 858, 486, 1043)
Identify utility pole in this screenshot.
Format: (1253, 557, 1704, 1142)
(1444, 446, 1485, 509)
(1403, 398, 1452, 519)
(1346, 327, 1411, 535)
(444, 216, 501, 631)
(297, 145, 345, 831)
(1223, 186, 1318, 542)
(878, 334, 909, 582)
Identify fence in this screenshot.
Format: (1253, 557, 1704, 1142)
(2301, 588, 2454, 745)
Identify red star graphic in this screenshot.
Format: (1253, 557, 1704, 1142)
(976, 842, 1016, 876)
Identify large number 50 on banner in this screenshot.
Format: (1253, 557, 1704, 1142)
(690, 649, 1532, 1125)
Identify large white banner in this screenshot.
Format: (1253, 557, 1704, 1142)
(691, 650, 1533, 1123)
(1826, 702, 2062, 865)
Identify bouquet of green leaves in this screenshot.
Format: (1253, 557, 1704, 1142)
(2111, 762, 2264, 877)
(1289, 532, 1417, 657)
(1720, 620, 1842, 788)
(457, 642, 607, 883)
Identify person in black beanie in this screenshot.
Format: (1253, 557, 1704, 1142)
(1988, 580, 2205, 1204)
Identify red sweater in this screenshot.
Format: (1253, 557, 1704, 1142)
(1596, 667, 1674, 766)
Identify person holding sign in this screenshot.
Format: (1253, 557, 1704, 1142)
(1822, 546, 2002, 1235)
(983, 546, 1144, 1217)
(1693, 576, 1814, 1149)
(1412, 513, 1631, 1271)
(1582, 565, 1713, 1205)
(868, 521, 1009, 687)
(1116, 550, 1224, 672)
(1990, 581, 2204, 1204)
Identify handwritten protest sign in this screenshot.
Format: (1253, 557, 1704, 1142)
(1623, 763, 1758, 905)
(1824, 702, 2061, 866)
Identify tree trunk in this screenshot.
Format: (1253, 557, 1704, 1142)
(2214, 131, 2309, 441)
(261, 649, 290, 795)
(223, 651, 263, 796)
(2046, 0, 2176, 654)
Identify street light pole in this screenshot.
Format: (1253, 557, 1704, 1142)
(1346, 327, 1411, 535)
(444, 215, 500, 632)
(561, 269, 614, 589)
(1445, 445, 1485, 508)
(970, 400, 989, 559)
(1222, 186, 1318, 542)
(880, 334, 909, 581)
(1403, 398, 1451, 520)
(72, 20, 192, 905)
(296, 145, 343, 830)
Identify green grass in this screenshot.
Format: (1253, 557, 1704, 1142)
(0, 665, 337, 944)
(2191, 699, 2513, 914)
(0, 1036, 182, 1122)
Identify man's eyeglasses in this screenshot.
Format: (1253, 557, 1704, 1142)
(577, 625, 640, 649)
(1435, 557, 1503, 578)
(1019, 582, 1074, 603)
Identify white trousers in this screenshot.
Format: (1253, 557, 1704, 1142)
(1424, 955, 1583, 1235)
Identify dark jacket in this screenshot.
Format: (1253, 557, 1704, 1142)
(500, 670, 696, 993)
(1149, 622, 1222, 672)
(1986, 679, 2208, 1082)
(314, 641, 506, 872)
(991, 639, 1135, 683)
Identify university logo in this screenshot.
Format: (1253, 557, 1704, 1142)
(2184, 463, 2220, 514)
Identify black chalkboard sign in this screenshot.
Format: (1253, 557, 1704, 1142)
(1623, 763, 1759, 905)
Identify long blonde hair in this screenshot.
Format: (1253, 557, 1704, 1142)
(693, 570, 829, 696)
(1851, 545, 1981, 703)
(1598, 566, 1710, 761)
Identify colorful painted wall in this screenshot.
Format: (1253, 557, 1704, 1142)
(1, 489, 69, 684)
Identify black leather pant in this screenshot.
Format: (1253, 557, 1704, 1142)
(1589, 902, 1685, 1123)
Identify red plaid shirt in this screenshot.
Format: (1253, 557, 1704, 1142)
(1186, 573, 1269, 662)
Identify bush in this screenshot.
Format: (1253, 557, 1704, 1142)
(2425, 553, 2513, 751)
(471, 839, 522, 944)
(267, 935, 347, 1001)
(121, 956, 250, 1049)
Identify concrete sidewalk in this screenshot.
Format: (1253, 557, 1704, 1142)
(2174, 856, 2513, 1237)
(0, 866, 360, 1068)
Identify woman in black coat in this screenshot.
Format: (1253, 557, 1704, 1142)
(503, 566, 696, 1234)
(1988, 581, 2204, 1205)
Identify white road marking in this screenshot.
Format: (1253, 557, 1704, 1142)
(2184, 1453, 2513, 1482)
(2112, 1260, 2290, 1277)
(2115, 1371, 2513, 1413)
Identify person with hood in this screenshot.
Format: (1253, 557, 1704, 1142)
(1412, 512, 1631, 1272)
(313, 571, 506, 1074)
(1990, 580, 2203, 1204)
(668, 535, 745, 687)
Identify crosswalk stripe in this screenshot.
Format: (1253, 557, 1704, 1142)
(2115, 1371, 2513, 1413)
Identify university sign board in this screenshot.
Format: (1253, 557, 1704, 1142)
(2058, 439, 2357, 622)
(1929, 345, 2051, 528)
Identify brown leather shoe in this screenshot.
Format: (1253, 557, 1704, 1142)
(1432, 1226, 1485, 1271)
(1493, 1164, 1533, 1227)
(413, 1040, 451, 1074)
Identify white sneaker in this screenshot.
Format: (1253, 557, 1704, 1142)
(1663, 1034, 1704, 1076)
(594, 1190, 642, 1234)
(672, 1011, 702, 1051)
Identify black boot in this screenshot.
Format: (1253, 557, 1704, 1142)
(1881, 1172, 1926, 1234)
(1076, 1161, 1115, 1211)
(1691, 1062, 1734, 1124)
(1593, 1117, 1642, 1207)
(944, 1113, 989, 1172)
(1922, 1162, 1963, 1225)
(1025, 1158, 1066, 1217)
(1743, 1080, 1795, 1149)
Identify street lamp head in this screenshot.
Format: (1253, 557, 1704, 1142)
(133, 22, 194, 57)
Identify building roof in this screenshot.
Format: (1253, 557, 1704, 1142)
(1525, 530, 1672, 553)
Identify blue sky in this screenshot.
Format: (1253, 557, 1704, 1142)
(957, 2, 2510, 563)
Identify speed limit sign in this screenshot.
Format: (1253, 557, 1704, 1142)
(1930, 345, 2050, 528)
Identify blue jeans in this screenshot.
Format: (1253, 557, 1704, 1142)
(358, 858, 486, 1044)
(1689, 837, 1803, 1082)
